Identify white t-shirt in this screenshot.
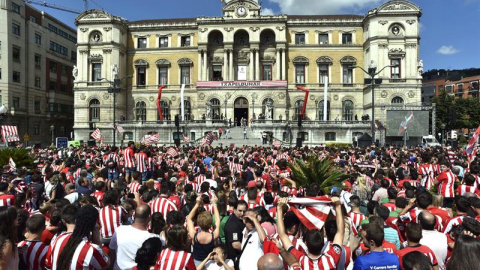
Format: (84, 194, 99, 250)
(64, 192, 79, 204)
(109, 225, 160, 270)
(205, 179, 218, 189)
(420, 229, 448, 269)
(204, 259, 234, 270)
(238, 228, 263, 270)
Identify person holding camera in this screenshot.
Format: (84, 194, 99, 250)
(196, 245, 234, 270)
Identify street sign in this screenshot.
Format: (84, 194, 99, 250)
(23, 134, 29, 141)
(56, 137, 68, 148)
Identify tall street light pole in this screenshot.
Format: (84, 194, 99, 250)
(101, 75, 132, 147)
(353, 61, 398, 144)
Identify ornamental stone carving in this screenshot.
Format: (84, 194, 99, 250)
(199, 93, 206, 100)
(171, 96, 177, 101)
(200, 28, 208, 33)
(316, 56, 333, 64)
(80, 93, 86, 100)
(83, 13, 109, 19)
(80, 28, 89, 32)
(406, 20, 416, 25)
(134, 59, 149, 66)
(334, 95, 339, 101)
(381, 91, 388, 98)
(102, 48, 112, 53)
(408, 91, 415, 98)
(340, 56, 357, 64)
(149, 96, 155, 102)
(88, 54, 103, 63)
(103, 27, 112, 32)
(177, 58, 193, 65)
(379, 20, 388, 25)
(249, 27, 260, 32)
(383, 4, 413, 11)
(278, 93, 285, 99)
(276, 26, 285, 31)
(224, 27, 234, 32)
(103, 93, 110, 100)
(156, 59, 171, 66)
(292, 56, 309, 64)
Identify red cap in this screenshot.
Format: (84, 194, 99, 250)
(176, 180, 183, 185)
(247, 181, 257, 189)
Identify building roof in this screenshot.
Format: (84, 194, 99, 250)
(129, 18, 196, 25)
(288, 14, 364, 20)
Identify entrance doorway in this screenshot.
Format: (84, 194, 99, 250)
(234, 97, 249, 127)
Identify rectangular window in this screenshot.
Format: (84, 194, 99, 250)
(212, 65, 222, 81)
(138, 37, 147, 48)
(180, 66, 190, 84)
(60, 83, 67, 92)
(12, 97, 20, 109)
(295, 33, 305, 44)
(137, 67, 146, 85)
(34, 99, 41, 113)
(12, 3, 20, 14)
(319, 64, 328, 84)
(12, 46, 20, 61)
(391, 59, 401, 78)
(34, 125, 40, 135)
(34, 76, 41, 88)
(319, 34, 328, 44)
(49, 61, 57, 72)
(181, 36, 191, 47)
(446, 85, 452, 93)
(49, 41, 68, 56)
(159, 67, 168, 85)
(343, 65, 353, 84)
(325, 132, 336, 141)
(295, 64, 305, 84)
(49, 80, 56, 91)
(30, 16, 37, 23)
(13, 71, 20, 82)
(12, 23, 20, 35)
(35, 54, 41, 68)
(159, 37, 168, 48)
(262, 65, 272, 81)
(35, 33, 41, 44)
(71, 51, 77, 62)
(61, 65, 67, 75)
(472, 81, 479, 90)
(92, 63, 101, 81)
(342, 33, 352, 44)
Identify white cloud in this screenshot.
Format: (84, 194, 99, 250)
(437, 45, 460, 55)
(267, 0, 386, 15)
(261, 7, 275, 15)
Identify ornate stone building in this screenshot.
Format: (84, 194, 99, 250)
(73, 0, 422, 145)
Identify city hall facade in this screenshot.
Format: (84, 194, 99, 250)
(73, 0, 422, 145)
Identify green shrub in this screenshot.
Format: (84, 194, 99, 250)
(0, 148, 35, 169)
(326, 142, 352, 148)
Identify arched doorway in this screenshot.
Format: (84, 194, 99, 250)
(234, 97, 248, 126)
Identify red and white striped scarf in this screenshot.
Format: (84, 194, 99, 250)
(288, 196, 332, 230)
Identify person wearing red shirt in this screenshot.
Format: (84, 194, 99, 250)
(396, 223, 438, 269)
(433, 162, 456, 209)
(45, 204, 77, 269)
(382, 187, 398, 212)
(456, 173, 480, 196)
(92, 181, 106, 208)
(99, 189, 128, 244)
(0, 182, 15, 207)
(155, 225, 195, 270)
(124, 141, 136, 183)
(17, 214, 49, 270)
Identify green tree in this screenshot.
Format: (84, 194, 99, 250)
(288, 156, 349, 194)
(0, 148, 34, 169)
(432, 90, 454, 131)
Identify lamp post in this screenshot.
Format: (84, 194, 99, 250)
(50, 125, 55, 146)
(441, 123, 446, 147)
(352, 61, 398, 144)
(224, 93, 231, 121)
(252, 93, 258, 120)
(100, 75, 132, 147)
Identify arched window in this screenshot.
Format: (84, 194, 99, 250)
(89, 99, 100, 122)
(210, 98, 221, 119)
(391, 96, 404, 105)
(342, 100, 354, 121)
(158, 100, 170, 120)
(294, 100, 304, 120)
(262, 98, 274, 120)
(318, 100, 330, 120)
(136, 101, 147, 121)
(181, 100, 192, 120)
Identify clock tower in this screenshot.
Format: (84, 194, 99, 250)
(223, 0, 261, 19)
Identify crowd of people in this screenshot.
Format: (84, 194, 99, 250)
(0, 141, 480, 270)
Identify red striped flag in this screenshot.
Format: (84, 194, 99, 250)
(166, 147, 178, 157)
(466, 125, 480, 163)
(1, 125, 19, 142)
(288, 196, 332, 230)
(183, 134, 190, 143)
(141, 133, 160, 145)
(201, 132, 218, 146)
(273, 140, 282, 148)
(116, 124, 125, 133)
(91, 128, 101, 141)
(399, 111, 414, 134)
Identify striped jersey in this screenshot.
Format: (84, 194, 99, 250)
(0, 194, 15, 206)
(155, 248, 196, 270)
(124, 147, 135, 168)
(99, 205, 127, 238)
(128, 182, 141, 194)
(396, 244, 438, 269)
(417, 164, 439, 190)
(91, 191, 104, 207)
(290, 243, 342, 270)
(437, 170, 456, 198)
(348, 212, 367, 235)
(135, 152, 148, 173)
(17, 240, 48, 270)
(47, 232, 72, 270)
(68, 237, 109, 270)
(149, 196, 178, 219)
(456, 184, 479, 196)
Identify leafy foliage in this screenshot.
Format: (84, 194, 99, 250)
(432, 90, 480, 131)
(288, 156, 349, 194)
(0, 148, 34, 169)
(326, 143, 353, 148)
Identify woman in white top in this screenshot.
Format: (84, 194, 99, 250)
(196, 245, 234, 270)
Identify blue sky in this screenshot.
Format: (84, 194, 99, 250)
(36, 0, 480, 71)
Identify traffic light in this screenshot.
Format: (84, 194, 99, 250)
(175, 115, 180, 127)
(297, 115, 302, 127)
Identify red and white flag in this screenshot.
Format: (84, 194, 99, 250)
(288, 196, 332, 230)
(273, 140, 282, 148)
(8, 157, 16, 172)
(183, 134, 190, 143)
(116, 125, 125, 133)
(201, 132, 218, 146)
(166, 147, 178, 157)
(91, 128, 101, 141)
(1, 126, 19, 142)
(399, 111, 414, 134)
(141, 133, 160, 145)
(466, 125, 480, 162)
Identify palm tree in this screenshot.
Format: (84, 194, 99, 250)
(288, 155, 349, 195)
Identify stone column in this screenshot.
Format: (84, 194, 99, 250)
(229, 50, 234, 80)
(202, 51, 207, 81)
(281, 49, 286, 80)
(255, 49, 260, 81)
(223, 49, 228, 81)
(276, 49, 281, 80)
(198, 52, 202, 81)
(248, 49, 255, 81)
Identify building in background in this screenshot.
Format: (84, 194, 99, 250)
(73, 0, 423, 145)
(0, 0, 76, 146)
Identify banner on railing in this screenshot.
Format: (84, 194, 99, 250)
(197, 81, 287, 88)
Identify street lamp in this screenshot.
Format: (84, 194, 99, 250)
(224, 93, 231, 121)
(441, 123, 446, 147)
(50, 125, 55, 146)
(100, 75, 133, 147)
(352, 60, 398, 144)
(252, 93, 258, 120)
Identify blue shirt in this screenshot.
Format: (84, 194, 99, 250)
(203, 157, 213, 169)
(353, 251, 400, 270)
